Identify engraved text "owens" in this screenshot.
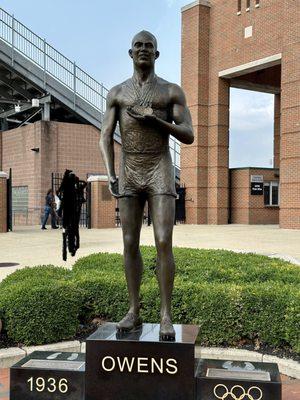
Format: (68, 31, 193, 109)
(101, 356, 178, 375)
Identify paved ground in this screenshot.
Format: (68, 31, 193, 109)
(0, 224, 300, 281)
(0, 368, 299, 399)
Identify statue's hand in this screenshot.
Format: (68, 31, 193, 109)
(126, 107, 145, 120)
(144, 114, 158, 124)
(109, 177, 120, 198)
(127, 107, 158, 125)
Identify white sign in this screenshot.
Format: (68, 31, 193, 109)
(251, 175, 263, 183)
(245, 26, 253, 38)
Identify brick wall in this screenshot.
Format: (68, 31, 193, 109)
(90, 177, 117, 229)
(181, 0, 300, 228)
(1, 123, 42, 225)
(0, 173, 7, 232)
(230, 168, 279, 225)
(181, 1, 210, 224)
(274, 94, 281, 169)
(230, 169, 250, 224)
(1, 121, 121, 226)
(279, 0, 300, 229)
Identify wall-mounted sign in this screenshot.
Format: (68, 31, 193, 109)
(250, 175, 263, 183)
(250, 175, 264, 195)
(251, 182, 263, 195)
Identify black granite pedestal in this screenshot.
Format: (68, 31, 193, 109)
(10, 351, 85, 400)
(85, 322, 200, 400)
(195, 358, 282, 400)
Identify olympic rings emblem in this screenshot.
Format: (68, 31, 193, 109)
(213, 384, 263, 400)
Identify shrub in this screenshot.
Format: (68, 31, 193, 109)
(240, 283, 296, 347)
(0, 266, 81, 345)
(0, 248, 299, 353)
(285, 291, 300, 353)
(71, 248, 300, 353)
(0, 265, 71, 289)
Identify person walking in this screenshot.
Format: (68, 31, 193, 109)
(41, 189, 58, 229)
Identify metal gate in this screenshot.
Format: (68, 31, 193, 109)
(175, 185, 186, 224)
(51, 172, 90, 228)
(6, 168, 12, 231)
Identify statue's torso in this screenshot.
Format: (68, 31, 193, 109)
(117, 77, 171, 154)
(115, 77, 176, 197)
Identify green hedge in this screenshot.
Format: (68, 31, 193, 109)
(0, 247, 299, 352)
(0, 266, 82, 345)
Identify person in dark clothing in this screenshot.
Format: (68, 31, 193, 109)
(41, 189, 58, 229)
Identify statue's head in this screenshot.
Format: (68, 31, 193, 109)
(129, 31, 159, 69)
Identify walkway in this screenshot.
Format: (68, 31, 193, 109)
(0, 224, 299, 281)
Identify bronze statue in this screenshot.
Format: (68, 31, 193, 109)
(100, 31, 194, 340)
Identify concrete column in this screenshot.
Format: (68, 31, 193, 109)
(42, 102, 51, 121)
(0, 171, 8, 233)
(88, 175, 116, 229)
(273, 94, 281, 169)
(181, 1, 211, 224)
(279, 1, 300, 229)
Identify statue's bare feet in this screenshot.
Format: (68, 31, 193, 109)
(160, 316, 175, 341)
(116, 312, 142, 332)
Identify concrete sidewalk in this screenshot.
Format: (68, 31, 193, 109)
(0, 224, 299, 281)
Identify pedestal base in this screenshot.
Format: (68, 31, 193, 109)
(195, 358, 281, 400)
(10, 351, 85, 400)
(85, 322, 200, 400)
(9, 324, 282, 400)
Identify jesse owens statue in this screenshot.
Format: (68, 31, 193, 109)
(100, 31, 194, 340)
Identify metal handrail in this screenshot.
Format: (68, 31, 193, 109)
(0, 7, 179, 167)
(0, 7, 108, 114)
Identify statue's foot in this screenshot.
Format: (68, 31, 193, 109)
(159, 316, 175, 341)
(116, 312, 142, 332)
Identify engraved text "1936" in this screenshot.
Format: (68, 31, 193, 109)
(27, 377, 68, 393)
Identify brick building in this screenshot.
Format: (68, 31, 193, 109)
(0, 3, 298, 229)
(0, 120, 121, 226)
(181, 0, 299, 228)
(0, 8, 121, 229)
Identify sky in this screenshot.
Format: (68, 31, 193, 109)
(1, 0, 274, 168)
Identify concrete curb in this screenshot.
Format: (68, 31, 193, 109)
(0, 347, 26, 368)
(1, 342, 299, 379)
(0, 341, 80, 368)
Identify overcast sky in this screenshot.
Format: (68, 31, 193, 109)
(1, 0, 274, 168)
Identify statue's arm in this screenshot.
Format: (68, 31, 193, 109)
(149, 84, 194, 144)
(169, 84, 194, 144)
(99, 86, 119, 189)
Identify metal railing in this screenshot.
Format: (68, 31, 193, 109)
(0, 8, 108, 114)
(0, 7, 180, 170)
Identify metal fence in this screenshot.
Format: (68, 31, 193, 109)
(0, 8, 108, 114)
(0, 7, 180, 171)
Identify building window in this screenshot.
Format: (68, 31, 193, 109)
(246, 0, 250, 11)
(237, 0, 242, 14)
(264, 182, 279, 206)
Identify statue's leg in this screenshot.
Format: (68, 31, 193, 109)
(148, 195, 175, 339)
(117, 195, 146, 331)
